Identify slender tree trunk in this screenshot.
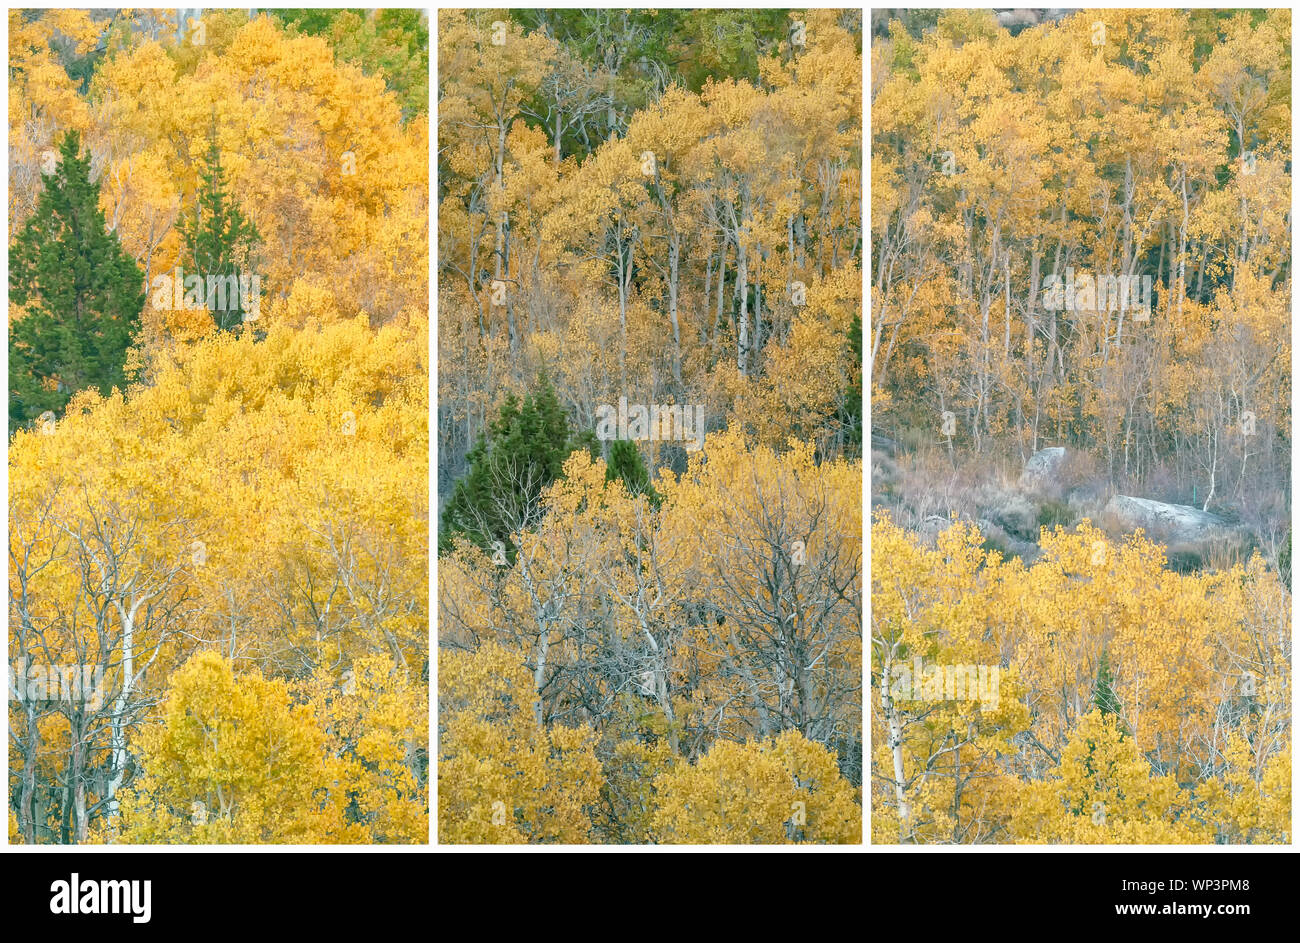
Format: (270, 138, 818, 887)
(533, 629, 549, 726)
(735, 189, 751, 376)
(882, 648, 910, 841)
(667, 235, 681, 384)
(106, 600, 137, 821)
(20, 707, 39, 843)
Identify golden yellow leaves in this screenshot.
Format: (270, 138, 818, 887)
(298, 656, 428, 844)
(116, 652, 362, 844)
(114, 651, 426, 844)
(872, 10, 1290, 457)
(872, 513, 1291, 844)
(652, 731, 859, 844)
(11, 318, 429, 844)
(438, 643, 601, 844)
(8, 11, 100, 230)
(9, 10, 430, 846)
(438, 430, 862, 843)
(726, 265, 862, 451)
(13, 10, 429, 354)
(438, 639, 860, 844)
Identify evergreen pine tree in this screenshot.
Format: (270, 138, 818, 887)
(605, 439, 660, 505)
(9, 130, 145, 435)
(439, 374, 585, 556)
(181, 122, 261, 331)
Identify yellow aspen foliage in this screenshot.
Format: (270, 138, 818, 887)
(872, 513, 1290, 844)
(596, 739, 679, 844)
(115, 652, 363, 844)
(438, 642, 602, 844)
(1193, 732, 1291, 844)
(433, 11, 863, 844)
(8, 10, 101, 229)
(725, 264, 862, 452)
(438, 430, 863, 843)
(10, 10, 428, 845)
(11, 318, 426, 845)
(297, 656, 428, 844)
(651, 730, 859, 844)
(870, 513, 1031, 843)
(873, 9, 1289, 475)
(1006, 710, 1208, 844)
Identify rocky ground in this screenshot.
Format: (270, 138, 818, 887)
(872, 437, 1261, 572)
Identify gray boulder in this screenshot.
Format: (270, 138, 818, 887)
(1020, 447, 1066, 490)
(1103, 495, 1226, 540)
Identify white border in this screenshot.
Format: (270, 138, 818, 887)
(2, 0, 1293, 854)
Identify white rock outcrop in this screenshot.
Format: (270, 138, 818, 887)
(1103, 495, 1226, 540)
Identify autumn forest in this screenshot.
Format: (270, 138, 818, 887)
(7, 6, 1291, 851)
(8, 9, 428, 843)
(436, 9, 864, 843)
(871, 9, 1290, 843)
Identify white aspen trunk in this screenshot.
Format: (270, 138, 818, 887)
(105, 600, 136, 820)
(882, 647, 910, 840)
(736, 237, 749, 375)
(666, 227, 681, 384)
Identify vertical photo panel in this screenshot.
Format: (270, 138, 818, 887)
(8, 9, 430, 845)
(870, 8, 1290, 845)
(436, 8, 864, 845)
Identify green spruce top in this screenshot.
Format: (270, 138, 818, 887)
(180, 124, 261, 332)
(9, 130, 145, 435)
(439, 374, 588, 558)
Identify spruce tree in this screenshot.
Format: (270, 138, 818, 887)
(181, 123, 261, 331)
(9, 130, 145, 435)
(439, 374, 585, 556)
(605, 439, 660, 505)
